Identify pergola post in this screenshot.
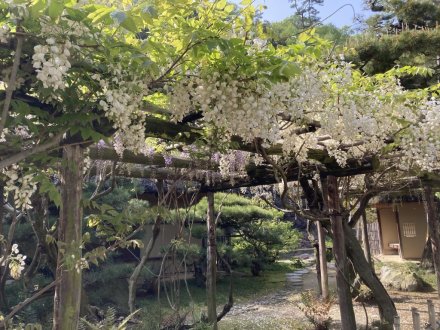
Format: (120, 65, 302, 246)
(206, 192, 218, 329)
(325, 175, 356, 330)
(317, 221, 329, 299)
(53, 145, 84, 330)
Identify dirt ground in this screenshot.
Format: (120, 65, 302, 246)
(221, 261, 440, 329)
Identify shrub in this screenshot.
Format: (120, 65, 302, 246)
(299, 290, 335, 330)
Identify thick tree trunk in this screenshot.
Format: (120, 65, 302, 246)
(206, 192, 217, 329)
(52, 145, 84, 330)
(317, 221, 329, 299)
(423, 185, 440, 298)
(325, 176, 356, 330)
(343, 221, 396, 328)
(361, 210, 372, 265)
(128, 215, 161, 313)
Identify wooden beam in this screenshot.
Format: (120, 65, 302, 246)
(90, 155, 375, 193)
(88, 147, 212, 169)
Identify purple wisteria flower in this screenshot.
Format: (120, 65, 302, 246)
(163, 154, 173, 166)
(212, 152, 221, 163)
(146, 147, 155, 158)
(97, 139, 106, 149)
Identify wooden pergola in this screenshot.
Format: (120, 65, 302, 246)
(4, 92, 440, 330)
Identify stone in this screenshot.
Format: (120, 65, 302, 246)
(380, 266, 423, 292)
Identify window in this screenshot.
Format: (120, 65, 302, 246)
(402, 223, 416, 238)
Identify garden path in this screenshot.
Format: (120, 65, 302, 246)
(220, 257, 440, 329)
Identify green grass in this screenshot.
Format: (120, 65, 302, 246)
(218, 318, 310, 330)
(135, 261, 299, 329)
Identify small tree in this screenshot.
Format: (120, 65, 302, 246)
(190, 193, 300, 275)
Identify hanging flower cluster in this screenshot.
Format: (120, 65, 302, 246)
(3, 165, 37, 210)
(170, 72, 281, 145)
(0, 25, 10, 43)
(31, 16, 92, 91)
(32, 38, 72, 90)
(0, 244, 27, 280)
(401, 102, 440, 171)
(170, 60, 435, 169)
(93, 66, 150, 155)
(219, 151, 250, 178)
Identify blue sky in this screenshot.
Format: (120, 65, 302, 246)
(232, 0, 372, 28)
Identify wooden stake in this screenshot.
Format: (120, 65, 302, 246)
(411, 307, 420, 330)
(325, 176, 356, 330)
(206, 192, 218, 329)
(427, 299, 436, 328)
(393, 315, 400, 330)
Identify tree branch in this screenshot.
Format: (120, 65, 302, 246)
(0, 280, 58, 327)
(89, 161, 117, 202)
(0, 132, 65, 169)
(0, 34, 24, 135)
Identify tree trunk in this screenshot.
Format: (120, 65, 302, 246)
(128, 215, 161, 313)
(0, 183, 5, 309)
(421, 237, 433, 269)
(206, 192, 217, 329)
(317, 221, 329, 299)
(423, 185, 440, 298)
(343, 220, 396, 328)
(52, 145, 84, 330)
(325, 176, 356, 330)
(361, 210, 372, 265)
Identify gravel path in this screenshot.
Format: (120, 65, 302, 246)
(220, 262, 321, 329)
(220, 260, 440, 330)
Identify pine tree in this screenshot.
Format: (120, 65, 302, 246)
(289, 0, 324, 29)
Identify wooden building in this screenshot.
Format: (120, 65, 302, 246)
(375, 201, 427, 260)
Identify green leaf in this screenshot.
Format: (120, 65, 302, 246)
(88, 6, 113, 23)
(120, 15, 138, 33)
(110, 10, 126, 24)
(48, 0, 65, 19)
(29, 0, 47, 18)
(279, 62, 301, 77)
